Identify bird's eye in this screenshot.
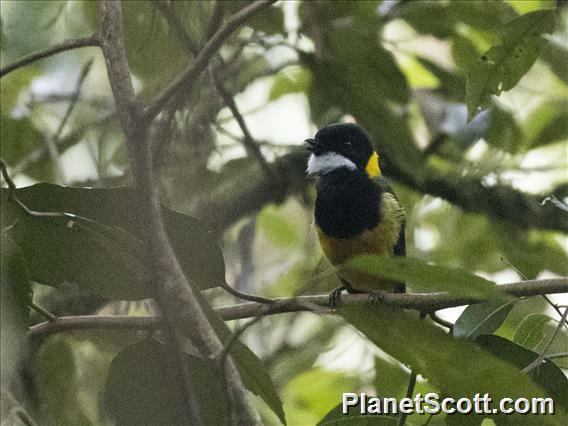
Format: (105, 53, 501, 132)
(345, 141, 352, 147)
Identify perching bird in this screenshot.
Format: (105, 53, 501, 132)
(306, 123, 405, 302)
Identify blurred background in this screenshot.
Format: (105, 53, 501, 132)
(1, 1, 567, 424)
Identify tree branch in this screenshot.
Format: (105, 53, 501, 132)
(99, 2, 202, 423)
(144, 0, 277, 120)
(0, 34, 100, 78)
(28, 278, 568, 338)
(99, 1, 263, 424)
(191, 150, 568, 233)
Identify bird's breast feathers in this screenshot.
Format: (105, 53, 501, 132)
(316, 192, 404, 292)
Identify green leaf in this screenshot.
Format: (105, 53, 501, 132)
(284, 369, 360, 426)
(523, 100, 568, 150)
(4, 213, 151, 300)
(398, 2, 456, 38)
(257, 205, 301, 248)
(454, 300, 515, 339)
(506, 0, 556, 14)
(269, 66, 311, 101)
(318, 403, 398, 425)
(34, 336, 92, 425)
(347, 255, 498, 298)
(476, 335, 568, 410)
(1, 184, 225, 293)
(194, 290, 286, 424)
(0, 115, 53, 181)
(373, 357, 409, 400)
(466, 10, 556, 120)
(485, 103, 523, 153)
(512, 314, 553, 350)
(0, 232, 31, 386)
(540, 39, 568, 85)
(104, 339, 230, 426)
(341, 305, 557, 425)
(225, 1, 284, 35)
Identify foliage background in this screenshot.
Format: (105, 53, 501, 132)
(1, 1, 567, 425)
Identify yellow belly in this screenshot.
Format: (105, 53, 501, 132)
(316, 192, 403, 292)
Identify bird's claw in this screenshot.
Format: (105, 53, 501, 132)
(328, 286, 345, 309)
(369, 290, 387, 305)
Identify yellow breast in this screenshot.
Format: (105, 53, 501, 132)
(316, 192, 403, 292)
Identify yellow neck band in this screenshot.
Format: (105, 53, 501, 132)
(365, 151, 381, 178)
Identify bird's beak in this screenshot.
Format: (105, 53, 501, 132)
(305, 138, 324, 154)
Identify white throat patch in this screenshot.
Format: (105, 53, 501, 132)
(307, 152, 357, 175)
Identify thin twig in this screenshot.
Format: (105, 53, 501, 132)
(546, 352, 568, 360)
(522, 307, 568, 373)
(501, 257, 568, 327)
(1, 159, 66, 218)
(218, 281, 273, 304)
(210, 67, 275, 180)
(428, 312, 454, 330)
(144, 0, 277, 120)
(0, 34, 100, 78)
(29, 302, 57, 322)
(28, 278, 568, 339)
(53, 59, 94, 141)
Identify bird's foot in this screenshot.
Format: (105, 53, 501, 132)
(369, 290, 387, 305)
(328, 286, 345, 309)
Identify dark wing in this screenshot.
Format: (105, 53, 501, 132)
(373, 176, 406, 293)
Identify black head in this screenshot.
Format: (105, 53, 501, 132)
(306, 123, 374, 171)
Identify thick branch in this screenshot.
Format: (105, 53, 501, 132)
(192, 150, 568, 233)
(0, 35, 100, 78)
(100, 1, 263, 424)
(144, 0, 277, 120)
(28, 278, 568, 338)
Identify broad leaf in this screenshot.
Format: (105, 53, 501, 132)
(318, 402, 398, 425)
(513, 314, 553, 350)
(540, 39, 568, 85)
(269, 66, 311, 101)
(0, 233, 31, 386)
(104, 339, 230, 426)
(454, 300, 515, 339)
(1, 184, 225, 294)
(194, 290, 286, 424)
(523, 100, 568, 150)
(348, 255, 498, 298)
(476, 335, 568, 410)
(341, 305, 555, 425)
(34, 336, 92, 425)
(3, 213, 151, 300)
(466, 10, 556, 120)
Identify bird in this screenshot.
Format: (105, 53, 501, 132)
(306, 123, 405, 304)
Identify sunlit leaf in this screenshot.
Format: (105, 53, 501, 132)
(454, 300, 515, 339)
(104, 339, 230, 426)
(348, 255, 498, 297)
(318, 403, 398, 425)
(523, 100, 568, 150)
(466, 10, 556, 120)
(512, 314, 553, 350)
(269, 66, 311, 101)
(257, 205, 301, 248)
(284, 369, 360, 426)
